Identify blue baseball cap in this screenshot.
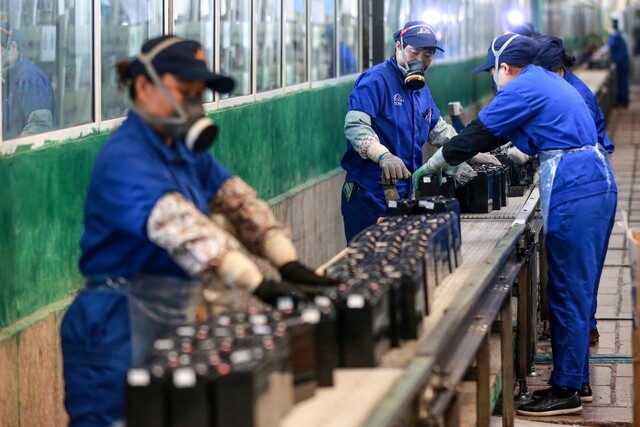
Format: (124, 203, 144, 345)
(533, 34, 564, 70)
(471, 33, 540, 74)
(393, 21, 444, 52)
(129, 35, 235, 93)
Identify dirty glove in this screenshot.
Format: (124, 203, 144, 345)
(507, 145, 531, 164)
(379, 153, 411, 182)
(449, 161, 477, 186)
(279, 261, 340, 286)
(471, 152, 501, 165)
(252, 279, 308, 307)
(412, 148, 448, 190)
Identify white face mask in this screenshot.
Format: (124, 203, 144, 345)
(491, 34, 519, 91)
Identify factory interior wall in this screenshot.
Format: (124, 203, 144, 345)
(0, 58, 491, 423)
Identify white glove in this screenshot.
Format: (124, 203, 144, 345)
(507, 146, 531, 164)
(471, 152, 502, 165)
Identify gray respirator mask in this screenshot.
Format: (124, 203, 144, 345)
(132, 37, 218, 153)
(491, 34, 519, 91)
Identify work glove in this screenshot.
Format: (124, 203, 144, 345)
(471, 152, 502, 166)
(279, 261, 340, 287)
(379, 153, 411, 183)
(450, 161, 477, 186)
(507, 145, 531, 164)
(412, 148, 448, 190)
(252, 279, 308, 307)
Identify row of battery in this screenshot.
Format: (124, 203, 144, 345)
(125, 200, 462, 427)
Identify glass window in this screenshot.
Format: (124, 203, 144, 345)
(310, 0, 335, 80)
(337, 0, 359, 76)
(101, 1, 163, 120)
(173, 0, 215, 103)
(284, 0, 307, 85)
(256, 0, 281, 92)
(220, 0, 251, 97)
(0, 0, 91, 140)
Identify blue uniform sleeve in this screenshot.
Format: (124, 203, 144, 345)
(478, 89, 533, 139)
(197, 155, 234, 202)
(348, 70, 386, 119)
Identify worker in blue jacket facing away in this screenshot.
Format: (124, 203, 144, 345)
(60, 35, 337, 426)
(535, 34, 616, 349)
(609, 19, 630, 107)
(413, 33, 617, 416)
(340, 20, 498, 241)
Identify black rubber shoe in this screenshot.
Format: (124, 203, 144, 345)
(532, 384, 593, 403)
(517, 392, 582, 416)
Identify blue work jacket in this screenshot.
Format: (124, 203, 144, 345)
(479, 65, 613, 208)
(79, 111, 232, 278)
(564, 69, 613, 153)
(608, 30, 629, 65)
(341, 57, 440, 198)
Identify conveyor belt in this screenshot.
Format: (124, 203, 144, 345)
(281, 185, 541, 427)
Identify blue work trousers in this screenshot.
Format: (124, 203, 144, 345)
(341, 182, 386, 242)
(546, 191, 616, 389)
(60, 290, 131, 427)
(616, 61, 630, 106)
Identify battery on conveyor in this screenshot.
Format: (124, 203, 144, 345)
(416, 173, 455, 199)
(455, 167, 494, 213)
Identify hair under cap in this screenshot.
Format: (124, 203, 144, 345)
(533, 34, 564, 70)
(471, 33, 540, 74)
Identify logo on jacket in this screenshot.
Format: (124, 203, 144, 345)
(393, 94, 404, 106)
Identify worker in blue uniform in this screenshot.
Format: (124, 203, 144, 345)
(609, 19, 630, 107)
(60, 35, 337, 427)
(535, 34, 616, 349)
(1, 23, 56, 139)
(413, 33, 617, 416)
(340, 20, 498, 241)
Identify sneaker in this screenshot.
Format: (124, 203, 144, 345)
(517, 392, 582, 416)
(532, 384, 593, 403)
(590, 328, 599, 346)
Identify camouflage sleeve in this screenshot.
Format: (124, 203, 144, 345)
(209, 177, 298, 267)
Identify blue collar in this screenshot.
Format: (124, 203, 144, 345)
(126, 110, 197, 165)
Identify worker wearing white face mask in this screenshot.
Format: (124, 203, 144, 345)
(414, 32, 616, 416)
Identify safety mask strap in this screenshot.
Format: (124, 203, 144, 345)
(137, 37, 190, 125)
(491, 34, 519, 91)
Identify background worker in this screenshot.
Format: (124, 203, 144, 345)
(413, 33, 617, 416)
(340, 20, 498, 241)
(1, 22, 56, 139)
(609, 19, 630, 107)
(535, 34, 616, 347)
(60, 35, 336, 426)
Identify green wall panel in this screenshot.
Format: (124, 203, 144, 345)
(0, 58, 490, 329)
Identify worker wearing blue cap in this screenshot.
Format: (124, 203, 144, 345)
(414, 33, 617, 416)
(60, 35, 337, 426)
(340, 21, 499, 241)
(535, 33, 616, 348)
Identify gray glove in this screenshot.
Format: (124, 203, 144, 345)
(471, 152, 502, 166)
(507, 146, 531, 164)
(379, 153, 411, 182)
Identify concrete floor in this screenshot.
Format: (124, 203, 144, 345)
(513, 87, 640, 426)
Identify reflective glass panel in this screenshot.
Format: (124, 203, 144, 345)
(310, 0, 335, 80)
(220, 0, 251, 97)
(257, 0, 281, 92)
(285, 0, 307, 85)
(101, 1, 163, 120)
(173, 0, 215, 102)
(1, 0, 92, 140)
(337, 0, 359, 76)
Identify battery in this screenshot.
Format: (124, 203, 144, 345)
(125, 365, 169, 427)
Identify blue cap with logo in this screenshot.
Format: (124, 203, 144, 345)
(533, 34, 564, 70)
(393, 21, 444, 52)
(471, 33, 540, 74)
(128, 35, 234, 93)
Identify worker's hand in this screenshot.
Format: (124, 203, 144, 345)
(412, 148, 448, 190)
(279, 261, 340, 287)
(507, 146, 531, 164)
(379, 153, 411, 182)
(252, 279, 308, 307)
(471, 152, 502, 166)
(450, 161, 477, 186)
